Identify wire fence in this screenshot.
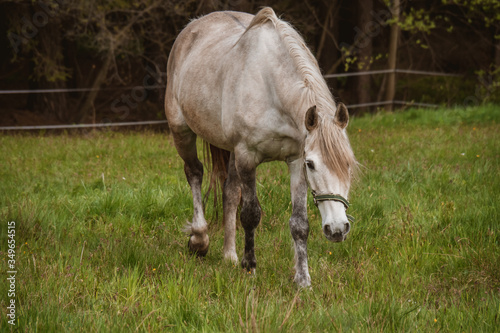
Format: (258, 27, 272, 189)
(0, 85, 165, 95)
(0, 120, 168, 131)
(0, 68, 460, 131)
(324, 68, 462, 79)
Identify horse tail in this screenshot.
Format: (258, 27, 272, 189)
(203, 142, 231, 217)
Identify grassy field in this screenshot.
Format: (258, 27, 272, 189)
(1, 105, 499, 332)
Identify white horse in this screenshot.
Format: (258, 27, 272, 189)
(165, 7, 357, 287)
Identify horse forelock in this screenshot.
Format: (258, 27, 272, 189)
(309, 117, 358, 184)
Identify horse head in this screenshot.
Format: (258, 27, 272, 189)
(303, 103, 356, 242)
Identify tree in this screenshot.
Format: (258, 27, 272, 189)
(385, 0, 400, 111)
(355, 0, 374, 113)
(3, 0, 196, 122)
(2, 0, 500, 124)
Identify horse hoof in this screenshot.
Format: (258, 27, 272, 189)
(241, 257, 256, 271)
(188, 236, 209, 257)
(223, 251, 239, 264)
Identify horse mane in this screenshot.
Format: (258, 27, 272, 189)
(309, 119, 358, 183)
(244, 7, 358, 183)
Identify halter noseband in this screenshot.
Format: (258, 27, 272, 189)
(303, 163, 355, 223)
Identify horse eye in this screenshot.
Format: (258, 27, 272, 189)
(305, 160, 315, 170)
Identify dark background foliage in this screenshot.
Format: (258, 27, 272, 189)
(1, 0, 499, 126)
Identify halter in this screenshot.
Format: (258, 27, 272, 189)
(303, 163, 355, 223)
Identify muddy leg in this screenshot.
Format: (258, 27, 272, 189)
(236, 158, 261, 273)
(288, 158, 311, 287)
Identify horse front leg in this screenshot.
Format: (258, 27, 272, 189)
(236, 156, 261, 274)
(288, 158, 311, 287)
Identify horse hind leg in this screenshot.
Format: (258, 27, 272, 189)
(222, 152, 241, 263)
(172, 130, 209, 256)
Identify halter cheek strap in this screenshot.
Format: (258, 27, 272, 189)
(304, 165, 355, 223)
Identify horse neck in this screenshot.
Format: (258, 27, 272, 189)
(247, 23, 334, 131)
(266, 45, 334, 129)
(273, 70, 320, 133)
(263, 55, 309, 123)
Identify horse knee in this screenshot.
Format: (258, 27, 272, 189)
(289, 214, 309, 241)
(241, 200, 261, 230)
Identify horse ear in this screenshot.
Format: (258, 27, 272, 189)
(335, 102, 349, 129)
(305, 105, 318, 131)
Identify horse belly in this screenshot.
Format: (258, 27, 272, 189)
(179, 91, 229, 149)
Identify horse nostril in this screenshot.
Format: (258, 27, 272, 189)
(344, 223, 350, 234)
(323, 224, 331, 237)
(323, 224, 347, 242)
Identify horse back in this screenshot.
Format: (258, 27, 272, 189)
(165, 12, 255, 149)
(167, 12, 253, 76)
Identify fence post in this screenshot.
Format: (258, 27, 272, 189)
(385, 0, 400, 111)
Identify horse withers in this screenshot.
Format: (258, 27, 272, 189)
(164, 7, 357, 287)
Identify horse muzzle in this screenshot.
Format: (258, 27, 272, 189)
(323, 221, 350, 242)
(314, 193, 353, 242)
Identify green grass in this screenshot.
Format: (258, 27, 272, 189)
(1, 105, 499, 332)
